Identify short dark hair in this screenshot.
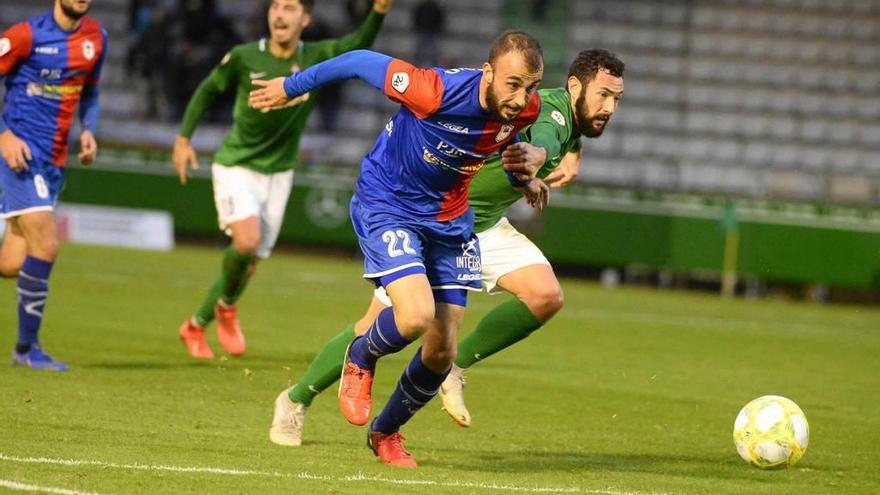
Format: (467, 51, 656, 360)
(568, 49, 625, 84)
(488, 30, 543, 74)
(268, 0, 315, 13)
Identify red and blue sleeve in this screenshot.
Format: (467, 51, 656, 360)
(0, 22, 32, 76)
(282, 49, 444, 119)
(79, 29, 107, 134)
(0, 22, 33, 132)
(381, 59, 443, 119)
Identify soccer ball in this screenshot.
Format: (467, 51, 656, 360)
(733, 395, 809, 469)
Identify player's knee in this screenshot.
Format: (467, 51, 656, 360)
(524, 285, 564, 322)
(32, 236, 59, 261)
(392, 303, 434, 337)
(232, 235, 260, 256)
(246, 260, 258, 276)
(422, 346, 456, 372)
(543, 285, 564, 315)
(394, 311, 433, 336)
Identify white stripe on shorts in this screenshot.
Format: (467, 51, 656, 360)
(363, 262, 426, 279)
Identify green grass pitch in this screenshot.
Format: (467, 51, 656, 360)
(0, 244, 878, 495)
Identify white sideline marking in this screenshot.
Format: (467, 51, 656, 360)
(0, 453, 676, 495)
(0, 478, 103, 495)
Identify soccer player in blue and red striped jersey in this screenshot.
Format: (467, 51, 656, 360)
(0, 0, 107, 371)
(250, 31, 546, 467)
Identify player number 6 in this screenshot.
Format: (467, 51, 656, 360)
(33, 174, 49, 199)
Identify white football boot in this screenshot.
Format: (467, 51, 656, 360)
(439, 364, 471, 427)
(270, 386, 307, 446)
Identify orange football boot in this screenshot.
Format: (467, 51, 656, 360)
(368, 422, 417, 469)
(338, 341, 374, 426)
(179, 319, 214, 359)
(214, 303, 246, 356)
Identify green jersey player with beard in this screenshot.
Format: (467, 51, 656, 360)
(269, 49, 625, 446)
(173, 0, 392, 359)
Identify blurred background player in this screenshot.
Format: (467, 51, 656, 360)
(251, 32, 546, 467)
(173, 0, 392, 359)
(267, 49, 624, 442)
(0, 0, 106, 371)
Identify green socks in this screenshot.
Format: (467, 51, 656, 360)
(193, 245, 256, 326)
(455, 297, 542, 368)
(288, 324, 356, 406)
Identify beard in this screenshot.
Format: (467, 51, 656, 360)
(485, 83, 519, 124)
(59, 0, 90, 20)
(574, 86, 608, 138)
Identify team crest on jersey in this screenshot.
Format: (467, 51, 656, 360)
(551, 110, 566, 126)
(391, 72, 410, 93)
(0, 38, 10, 57)
(495, 124, 515, 142)
(82, 40, 95, 61)
(220, 52, 231, 65)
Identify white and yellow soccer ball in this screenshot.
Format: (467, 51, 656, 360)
(733, 395, 809, 469)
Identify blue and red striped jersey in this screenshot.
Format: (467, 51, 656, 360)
(358, 60, 540, 222)
(281, 50, 541, 223)
(0, 11, 107, 167)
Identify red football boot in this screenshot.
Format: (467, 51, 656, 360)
(179, 319, 214, 359)
(368, 422, 417, 469)
(214, 303, 246, 356)
(338, 341, 374, 426)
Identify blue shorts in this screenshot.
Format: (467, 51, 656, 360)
(350, 197, 482, 306)
(0, 157, 65, 219)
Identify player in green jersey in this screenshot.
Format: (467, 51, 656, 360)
(270, 49, 625, 446)
(173, 0, 392, 359)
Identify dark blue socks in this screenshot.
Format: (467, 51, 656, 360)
(348, 307, 413, 369)
(17, 256, 53, 352)
(372, 347, 450, 434)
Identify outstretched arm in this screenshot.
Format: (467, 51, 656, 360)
(249, 50, 392, 110)
(249, 50, 445, 118)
